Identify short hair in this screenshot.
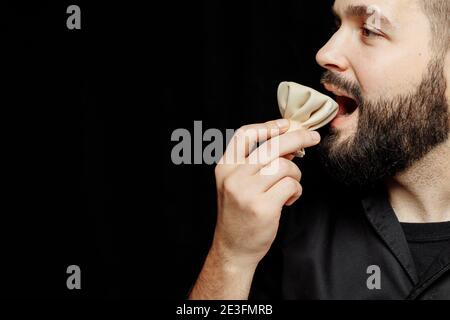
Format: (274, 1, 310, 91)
(418, 0, 450, 54)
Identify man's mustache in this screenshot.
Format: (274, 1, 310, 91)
(320, 71, 363, 104)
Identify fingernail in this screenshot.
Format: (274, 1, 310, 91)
(310, 131, 321, 142)
(276, 119, 290, 129)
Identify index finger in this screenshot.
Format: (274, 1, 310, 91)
(219, 119, 290, 165)
(247, 130, 321, 172)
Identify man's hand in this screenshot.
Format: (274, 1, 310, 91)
(189, 119, 321, 299)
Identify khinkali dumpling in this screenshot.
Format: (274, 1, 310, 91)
(277, 82, 338, 157)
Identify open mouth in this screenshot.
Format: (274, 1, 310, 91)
(336, 95, 358, 116)
(322, 83, 359, 118)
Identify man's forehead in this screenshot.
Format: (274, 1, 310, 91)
(332, 0, 421, 27)
(332, 0, 409, 11)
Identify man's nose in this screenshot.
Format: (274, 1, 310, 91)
(315, 32, 350, 73)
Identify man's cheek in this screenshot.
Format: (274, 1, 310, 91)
(355, 62, 419, 98)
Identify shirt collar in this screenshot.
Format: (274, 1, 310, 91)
(360, 183, 419, 284)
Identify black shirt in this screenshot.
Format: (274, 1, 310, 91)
(401, 222, 450, 281)
(249, 174, 450, 300)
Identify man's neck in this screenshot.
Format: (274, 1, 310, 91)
(385, 138, 450, 223)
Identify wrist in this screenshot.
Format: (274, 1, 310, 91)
(209, 239, 260, 273)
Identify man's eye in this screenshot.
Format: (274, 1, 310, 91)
(361, 26, 382, 38)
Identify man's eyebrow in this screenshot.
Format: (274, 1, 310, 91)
(332, 4, 394, 30)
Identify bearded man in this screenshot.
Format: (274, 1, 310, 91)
(189, 0, 450, 299)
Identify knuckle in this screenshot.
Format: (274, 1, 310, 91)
(235, 125, 258, 142)
(262, 122, 274, 134)
(236, 125, 252, 136)
(222, 176, 236, 193)
(264, 120, 276, 128)
(278, 159, 301, 179)
(233, 127, 246, 140)
(293, 164, 302, 180)
(248, 201, 266, 217)
(297, 183, 303, 196)
(285, 177, 299, 190)
(277, 158, 291, 174)
(214, 164, 222, 176)
(240, 124, 252, 132)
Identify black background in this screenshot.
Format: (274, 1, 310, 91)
(2, 0, 334, 298)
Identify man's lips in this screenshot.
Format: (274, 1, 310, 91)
(323, 83, 359, 116)
(322, 82, 360, 127)
(323, 83, 357, 101)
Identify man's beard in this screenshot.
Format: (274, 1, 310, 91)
(318, 59, 449, 189)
